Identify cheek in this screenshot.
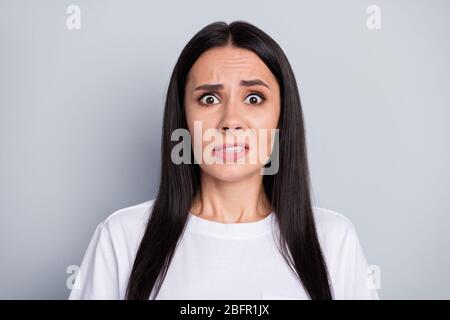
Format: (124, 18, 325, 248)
(250, 106, 280, 159)
(251, 129, 274, 163)
(185, 112, 218, 163)
(251, 97, 280, 127)
(185, 98, 214, 126)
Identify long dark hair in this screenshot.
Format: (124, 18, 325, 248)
(125, 20, 333, 300)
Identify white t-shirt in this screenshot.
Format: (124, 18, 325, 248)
(68, 199, 380, 300)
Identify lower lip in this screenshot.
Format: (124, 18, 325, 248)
(212, 147, 249, 162)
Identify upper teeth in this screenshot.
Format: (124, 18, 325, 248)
(222, 146, 244, 153)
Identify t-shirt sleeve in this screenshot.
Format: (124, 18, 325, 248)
(332, 221, 380, 300)
(68, 221, 121, 300)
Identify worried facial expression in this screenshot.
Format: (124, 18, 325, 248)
(184, 45, 281, 182)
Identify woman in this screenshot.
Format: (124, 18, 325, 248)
(69, 20, 379, 300)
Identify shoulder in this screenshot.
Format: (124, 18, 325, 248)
(312, 206, 357, 238)
(99, 199, 156, 246)
(103, 199, 155, 228)
(69, 200, 156, 299)
(311, 206, 379, 299)
(311, 206, 360, 254)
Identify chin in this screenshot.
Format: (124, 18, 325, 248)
(201, 164, 261, 182)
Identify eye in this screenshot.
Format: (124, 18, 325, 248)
(244, 93, 265, 105)
(198, 94, 220, 106)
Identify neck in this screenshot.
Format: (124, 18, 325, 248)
(190, 171, 273, 223)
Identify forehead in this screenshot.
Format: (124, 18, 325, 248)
(186, 45, 277, 88)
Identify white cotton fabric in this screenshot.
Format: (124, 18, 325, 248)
(68, 199, 380, 300)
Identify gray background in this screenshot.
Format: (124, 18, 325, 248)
(0, 0, 449, 299)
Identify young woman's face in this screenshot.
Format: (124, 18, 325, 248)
(184, 45, 281, 182)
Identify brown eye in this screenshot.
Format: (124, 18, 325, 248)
(244, 93, 265, 105)
(199, 94, 220, 105)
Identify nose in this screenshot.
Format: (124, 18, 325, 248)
(221, 123, 244, 133)
(219, 102, 247, 134)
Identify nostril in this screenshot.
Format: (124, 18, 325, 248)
(222, 126, 243, 133)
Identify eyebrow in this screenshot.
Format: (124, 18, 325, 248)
(193, 79, 270, 91)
